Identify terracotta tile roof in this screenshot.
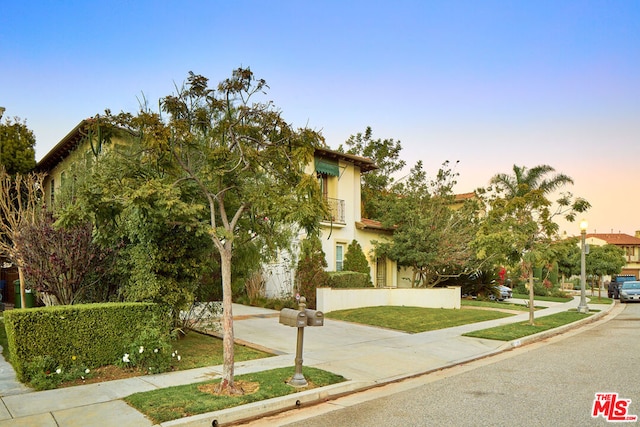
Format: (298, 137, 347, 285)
(587, 233, 640, 246)
(454, 192, 476, 201)
(356, 218, 394, 231)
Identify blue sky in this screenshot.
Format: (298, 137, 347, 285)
(2, 1, 639, 235)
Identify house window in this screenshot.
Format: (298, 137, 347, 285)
(336, 244, 345, 271)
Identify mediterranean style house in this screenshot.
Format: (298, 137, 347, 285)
(35, 120, 406, 298)
(585, 232, 640, 279)
(259, 147, 411, 297)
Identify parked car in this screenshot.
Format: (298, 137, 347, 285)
(488, 285, 512, 301)
(619, 281, 640, 303)
(498, 285, 512, 300)
(609, 275, 636, 299)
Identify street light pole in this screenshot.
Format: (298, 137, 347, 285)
(577, 219, 589, 313)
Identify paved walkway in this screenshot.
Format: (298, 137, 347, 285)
(0, 297, 617, 426)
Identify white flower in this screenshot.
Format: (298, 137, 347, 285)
(171, 352, 176, 358)
(154, 348, 159, 353)
(139, 346, 144, 354)
(177, 355, 181, 361)
(122, 353, 130, 363)
(56, 368, 62, 374)
(85, 368, 90, 374)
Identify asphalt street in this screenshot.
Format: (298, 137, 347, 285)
(251, 303, 639, 427)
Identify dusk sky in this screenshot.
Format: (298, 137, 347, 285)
(2, 1, 639, 236)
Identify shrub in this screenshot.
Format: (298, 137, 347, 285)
(4, 302, 170, 383)
(343, 240, 371, 284)
(327, 271, 373, 288)
(295, 235, 329, 309)
(116, 326, 175, 374)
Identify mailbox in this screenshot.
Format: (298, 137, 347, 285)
(279, 308, 307, 328)
(304, 309, 324, 326)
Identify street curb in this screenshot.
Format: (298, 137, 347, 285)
(161, 301, 618, 427)
(498, 301, 621, 351)
(159, 380, 370, 427)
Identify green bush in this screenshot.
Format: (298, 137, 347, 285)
(343, 240, 372, 285)
(4, 302, 170, 383)
(514, 280, 550, 297)
(327, 271, 373, 288)
(295, 235, 329, 309)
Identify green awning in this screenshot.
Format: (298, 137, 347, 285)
(314, 157, 339, 176)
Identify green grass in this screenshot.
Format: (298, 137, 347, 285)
(173, 331, 272, 370)
(326, 306, 514, 333)
(461, 300, 537, 311)
(511, 293, 572, 303)
(125, 366, 345, 424)
(586, 296, 613, 304)
(462, 310, 592, 341)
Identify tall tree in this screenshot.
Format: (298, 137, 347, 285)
(477, 164, 590, 324)
(0, 168, 45, 307)
(489, 165, 574, 199)
(586, 244, 625, 290)
(106, 69, 326, 393)
(56, 136, 216, 326)
(375, 160, 480, 287)
(550, 237, 581, 286)
(337, 127, 405, 219)
(0, 115, 37, 175)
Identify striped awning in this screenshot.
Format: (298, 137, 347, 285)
(314, 157, 339, 176)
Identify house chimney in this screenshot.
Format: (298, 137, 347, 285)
(636, 231, 640, 239)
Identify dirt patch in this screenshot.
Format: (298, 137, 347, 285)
(59, 365, 143, 388)
(198, 380, 260, 396)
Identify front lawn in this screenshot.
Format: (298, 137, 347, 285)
(326, 306, 514, 333)
(461, 300, 539, 311)
(125, 366, 345, 424)
(462, 310, 593, 341)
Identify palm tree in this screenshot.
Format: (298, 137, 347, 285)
(489, 164, 573, 198)
(488, 164, 577, 325)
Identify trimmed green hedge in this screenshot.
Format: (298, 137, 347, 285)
(4, 302, 169, 381)
(327, 271, 373, 288)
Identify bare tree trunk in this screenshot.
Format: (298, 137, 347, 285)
(528, 271, 535, 325)
(218, 248, 240, 394)
(17, 265, 26, 309)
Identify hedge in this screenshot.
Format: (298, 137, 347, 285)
(4, 302, 169, 381)
(326, 271, 373, 288)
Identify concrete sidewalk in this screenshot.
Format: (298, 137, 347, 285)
(0, 297, 616, 427)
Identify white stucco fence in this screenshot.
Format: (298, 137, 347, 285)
(316, 286, 461, 313)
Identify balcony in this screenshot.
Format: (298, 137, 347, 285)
(323, 197, 345, 224)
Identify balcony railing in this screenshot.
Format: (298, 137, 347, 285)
(323, 197, 345, 224)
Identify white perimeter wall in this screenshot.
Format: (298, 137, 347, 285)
(316, 287, 461, 312)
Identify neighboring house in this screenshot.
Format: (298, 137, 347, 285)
(37, 118, 117, 207)
(585, 232, 640, 279)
